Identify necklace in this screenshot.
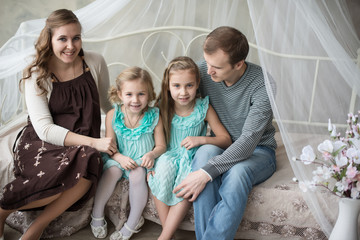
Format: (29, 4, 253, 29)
(51, 58, 77, 82)
(124, 107, 143, 129)
(175, 102, 195, 117)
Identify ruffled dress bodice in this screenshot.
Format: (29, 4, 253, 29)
(102, 105, 159, 179)
(168, 97, 209, 150)
(148, 97, 209, 205)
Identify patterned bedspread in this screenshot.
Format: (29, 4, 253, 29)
(1, 116, 336, 239)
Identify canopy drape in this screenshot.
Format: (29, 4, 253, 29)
(1, 0, 359, 237)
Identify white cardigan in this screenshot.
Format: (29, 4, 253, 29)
(24, 50, 112, 146)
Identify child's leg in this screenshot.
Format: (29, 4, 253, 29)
(121, 167, 147, 236)
(92, 166, 123, 226)
(152, 196, 170, 226)
(159, 200, 191, 240)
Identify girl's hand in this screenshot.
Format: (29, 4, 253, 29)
(116, 155, 138, 170)
(181, 136, 202, 150)
(93, 137, 117, 155)
(141, 152, 155, 169)
(147, 171, 155, 182)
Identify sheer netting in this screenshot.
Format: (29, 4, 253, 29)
(1, 0, 360, 238)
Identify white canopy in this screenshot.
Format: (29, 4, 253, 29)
(1, 0, 360, 237)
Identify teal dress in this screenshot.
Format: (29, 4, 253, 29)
(102, 105, 159, 179)
(148, 97, 209, 205)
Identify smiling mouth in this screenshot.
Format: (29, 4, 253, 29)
(130, 104, 142, 109)
(63, 51, 75, 56)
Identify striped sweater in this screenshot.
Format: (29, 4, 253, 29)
(198, 61, 277, 179)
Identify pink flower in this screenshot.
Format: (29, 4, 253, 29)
(296, 112, 360, 199)
(332, 165, 340, 172)
(346, 164, 357, 179)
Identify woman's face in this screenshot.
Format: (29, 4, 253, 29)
(51, 23, 82, 65)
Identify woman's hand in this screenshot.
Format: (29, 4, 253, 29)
(92, 137, 117, 155)
(141, 152, 155, 169)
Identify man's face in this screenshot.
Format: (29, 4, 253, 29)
(204, 49, 243, 86)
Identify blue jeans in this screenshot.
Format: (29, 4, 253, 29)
(192, 144, 276, 240)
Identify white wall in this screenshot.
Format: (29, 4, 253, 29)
(346, 0, 360, 39)
(1, 0, 359, 48)
(0, 0, 360, 46)
(0, 0, 94, 47)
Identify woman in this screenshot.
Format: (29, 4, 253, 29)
(0, 9, 115, 240)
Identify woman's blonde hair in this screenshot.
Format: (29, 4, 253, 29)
(20, 9, 81, 94)
(108, 66, 156, 105)
(157, 56, 200, 144)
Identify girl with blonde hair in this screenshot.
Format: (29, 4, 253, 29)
(91, 66, 166, 240)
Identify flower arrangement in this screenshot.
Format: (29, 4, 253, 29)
(293, 111, 360, 199)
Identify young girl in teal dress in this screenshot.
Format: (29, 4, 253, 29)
(90, 67, 166, 240)
(148, 56, 232, 240)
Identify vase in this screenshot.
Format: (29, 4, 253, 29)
(329, 198, 360, 240)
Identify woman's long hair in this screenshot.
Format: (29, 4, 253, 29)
(20, 9, 81, 95)
(157, 56, 200, 144)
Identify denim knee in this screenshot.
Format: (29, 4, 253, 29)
(192, 144, 224, 171)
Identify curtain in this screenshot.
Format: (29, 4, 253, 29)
(1, 0, 359, 237)
(247, 0, 360, 236)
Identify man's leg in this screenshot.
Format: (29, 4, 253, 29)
(192, 144, 224, 240)
(202, 146, 276, 240)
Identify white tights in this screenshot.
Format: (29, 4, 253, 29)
(92, 166, 123, 224)
(91, 166, 148, 237)
(121, 167, 148, 236)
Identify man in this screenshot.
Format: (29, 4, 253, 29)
(173, 26, 277, 240)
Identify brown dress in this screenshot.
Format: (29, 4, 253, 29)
(0, 55, 102, 211)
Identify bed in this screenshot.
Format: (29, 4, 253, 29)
(0, 26, 352, 240)
(0, 117, 334, 240)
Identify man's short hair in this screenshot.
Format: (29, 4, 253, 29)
(204, 26, 249, 66)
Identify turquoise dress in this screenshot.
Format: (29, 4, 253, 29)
(102, 105, 159, 179)
(148, 97, 209, 205)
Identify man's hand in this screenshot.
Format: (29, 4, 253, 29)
(173, 170, 211, 202)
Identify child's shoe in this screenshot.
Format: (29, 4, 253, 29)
(90, 215, 108, 238)
(110, 216, 144, 240)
